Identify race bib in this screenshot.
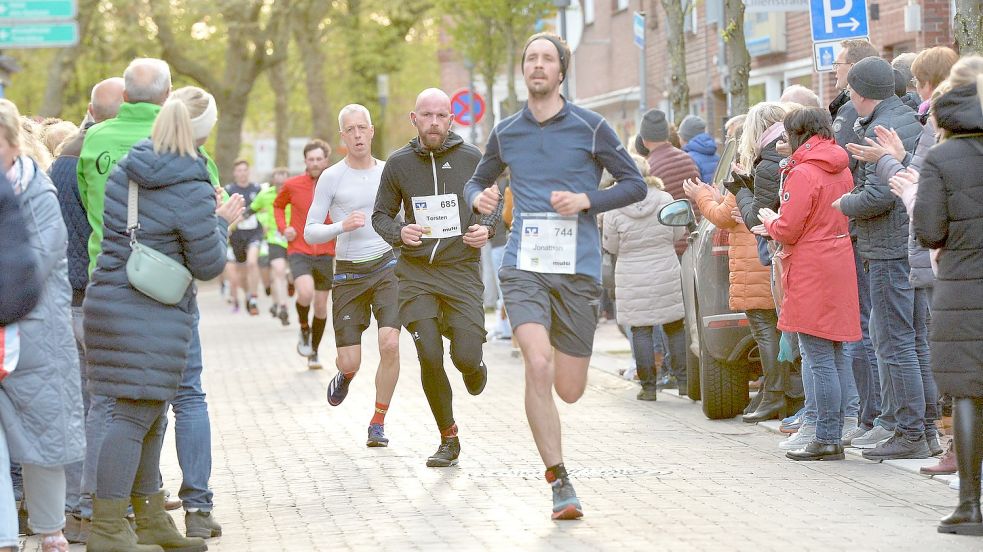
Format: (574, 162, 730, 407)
(412, 193, 462, 238)
(236, 214, 259, 230)
(518, 213, 577, 274)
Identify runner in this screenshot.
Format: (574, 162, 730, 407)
(251, 167, 291, 325)
(465, 32, 646, 520)
(305, 104, 400, 448)
(225, 159, 264, 315)
(372, 88, 502, 467)
(274, 140, 335, 369)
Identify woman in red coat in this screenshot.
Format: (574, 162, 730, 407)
(756, 107, 861, 461)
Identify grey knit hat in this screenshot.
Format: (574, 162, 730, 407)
(639, 109, 669, 142)
(678, 115, 706, 142)
(848, 57, 896, 101)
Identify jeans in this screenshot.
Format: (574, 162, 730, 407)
(172, 312, 214, 511)
(630, 320, 684, 383)
(843, 250, 882, 429)
(868, 258, 926, 441)
(0, 424, 18, 548)
(914, 287, 940, 436)
(75, 305, 115, 520)
(799, 333, 849, 444)
(22, 464, 66, 534)
(65, 306, 85, 516)
(97, 399, 167, 500)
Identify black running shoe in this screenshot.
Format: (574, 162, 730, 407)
(426, 436, 460, 467)
(326, 371, 351, 406)
(278, 305, 290, 326)
(462, 362, 488, 395)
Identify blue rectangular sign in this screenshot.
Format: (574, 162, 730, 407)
(809, 0, 868, 42)
(0, 1, 76, 21)
(633, 12, 644, 49)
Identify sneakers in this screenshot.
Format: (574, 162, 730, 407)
(926, 431, 943, 456)
(366, 424, 389, 447)
(185, 510, 222, 539)
(278, 305, 289, 326)
(462, 362, 487, 396)
(861, 431, 932, 461)
(548, 477, 584, 520)
(922, 439, 957, 475)
(326, 371, 351, 406)
(297, 327, 313, 357)
(841, 425, 867, 445)
(636, 387, 658, 401)
(269, 305, 278, 318)
(655, 374, 678, 390)
(246, 296, 259, 316)
(778, 424, 816, 451)
(307, 354, 323, 370)
(850, 425, 894, 448)
(426, 436, 460, 467)
(786, 441, 846, 461)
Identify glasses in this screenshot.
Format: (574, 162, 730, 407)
(342, 124, 370, 135)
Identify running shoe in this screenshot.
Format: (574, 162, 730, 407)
(297, 328, 313, 357)
(462, 362, 488, 395)
(326, 371, 351, 406)
(269, 305, 278, 318)
(426, 436, 460, 467)
(231, 301, 240, 313)
(366, 424, 389, 447)
(549, 477, 584, 520)
(246, 296, 259, 316)
(278, 305, 290, 326)
(308, 354, 322, 370)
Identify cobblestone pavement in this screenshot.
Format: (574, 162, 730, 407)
(25, 284, 980, 551)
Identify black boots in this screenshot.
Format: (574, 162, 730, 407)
(636, 366, 658, 401)
(743, 362, 788, 423)
(940, 397, 983, 536)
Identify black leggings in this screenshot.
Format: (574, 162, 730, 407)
(96, 398, 167, 500)
(407, 318, 483, 431)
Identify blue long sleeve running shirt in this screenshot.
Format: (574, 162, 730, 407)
(464, 100, 646, 282)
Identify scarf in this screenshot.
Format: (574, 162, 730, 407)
(758, 122, 785, 153)
(5, 155, 35, 196)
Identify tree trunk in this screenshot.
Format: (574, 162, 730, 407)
(482, 70, 496, 144)
(213, 91, 250, 184)
(292, 3, 334, 141)
(661, 0, 689, 124)
(269, 60, 290, 167)
(39, 0, 98, 118)
(505, 30, 519, 117)
(723, 0, 750, 116)
(955, 0, 983, 55)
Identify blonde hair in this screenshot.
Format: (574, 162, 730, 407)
(940, 55, 983, 115)
(44, 120, 78, 156)
(738, 102, 788, 169)
(151, 86, 214, 158)
(0, 99, 21, 152)
(911, 47, 959, 91)
(19, 117, 52, 170)
(725, 114, 747, 141)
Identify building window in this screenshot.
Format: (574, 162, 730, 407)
(616, 0, 629, 12)
(585, 0, 595, 24)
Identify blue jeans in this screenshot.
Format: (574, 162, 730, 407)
(914, 287, 940, 437)
(843, 249, 880, 428)
(868, 258, 925, 441)
(799, 333, 849, 444)
(172, 311, 214, 511)
(0, 423, 17, 547)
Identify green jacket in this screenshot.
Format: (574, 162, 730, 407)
(78, 102, 160, 275)
(251, 185, 289, 248)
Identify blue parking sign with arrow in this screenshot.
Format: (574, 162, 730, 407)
(809, 0, 868, 42)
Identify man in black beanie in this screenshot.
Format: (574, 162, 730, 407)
(833, 55, 929, 461)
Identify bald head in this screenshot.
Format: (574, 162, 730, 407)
(88, 77, 125, 123)
(414, 88, 451, 112)
(780, 84, 821, 108)
(123, 58, 171, 105)
(411, 88, 453, 150)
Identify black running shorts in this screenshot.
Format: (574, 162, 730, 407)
(288, 253, 335, 291)
(332, 255, 400, 344)
(395, 257, 486, 340)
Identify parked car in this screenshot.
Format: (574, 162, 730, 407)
(658, 139, 761, 419)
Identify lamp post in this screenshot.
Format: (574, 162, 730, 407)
(553, 0, 571, 98)
(463, 58, 478, 145)
(376, 73, 389, 156)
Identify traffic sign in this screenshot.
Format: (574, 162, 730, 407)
(633, 12, 644, 50)
(0, 1, 76, 21)
(813, 39, 844, 72)
(450, 89, 485, 127)
(809, 0, 868, 42)
(0, 22, 78, 48)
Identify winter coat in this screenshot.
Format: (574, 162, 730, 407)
(0, 158, 84, 466)
(736, 138, 784, 229)
(373, 132, 502, 266)
(874, 117, 937, 288)
(830, 92, 866, 193)
(0, 173, 40, 325)
(683, 133, 721, 183)
(84, 140, 228, 401)
(763, 136, 860, 343)
(838, 95, 922, 260)
(49, 126, 91, 306)
(645, 142, 700, 255)
(912, 82, 983, 396)
(692, 188, 774, 312)
(602, 185, 683, 327)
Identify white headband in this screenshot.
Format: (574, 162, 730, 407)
(190, 93, 217, 140)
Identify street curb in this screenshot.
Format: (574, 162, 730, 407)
(755, 419, 958, 489)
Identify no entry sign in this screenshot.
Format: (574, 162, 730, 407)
(451, 89, 485, 126)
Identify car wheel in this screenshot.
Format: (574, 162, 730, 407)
(699, 331, 750, 420)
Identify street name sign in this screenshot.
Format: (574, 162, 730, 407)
(0, 22, 78, 48)
(0, 1, 76, 21)
(633, 11, 644, 49)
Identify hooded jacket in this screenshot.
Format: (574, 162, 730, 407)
(0, 173, 40, 325)
(84, 140, 228, 401)
(683, 133, 721, 183)
(646, 142, 700, 255)
(373, 131, 501, 266)
(912, 82, 983, 396)
(50, 123, 93, 306)
(736, 137, 784, 229)
(602, 185, 683, 327)
(763, 136, 860, 342)
(838, 95, 922, 260)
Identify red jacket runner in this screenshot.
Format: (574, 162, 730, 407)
(274, 173, 336, 257)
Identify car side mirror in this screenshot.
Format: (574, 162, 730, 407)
(659, 199, 695, 228)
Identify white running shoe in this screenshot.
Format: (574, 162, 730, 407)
(779, 425, 817, 451)
(850, 425, 894, 448)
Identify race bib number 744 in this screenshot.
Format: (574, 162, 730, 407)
(518, 213, 577, 274)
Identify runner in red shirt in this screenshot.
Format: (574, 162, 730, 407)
(274, 139, 336, 369)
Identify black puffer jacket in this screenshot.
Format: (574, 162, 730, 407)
(84, 140, 228, 401)
(0, 174, 40, 325)
(736, 138, 784, 229)
(912, 82, 983, 396)
(838, 95, 921, 260)
(829, 91, 864, 190)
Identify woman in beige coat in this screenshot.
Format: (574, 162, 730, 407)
(603, 155, 685, 400)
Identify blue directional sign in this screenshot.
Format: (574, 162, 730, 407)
(809, 0, 868, 42)
(633, 12, 645, 50)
